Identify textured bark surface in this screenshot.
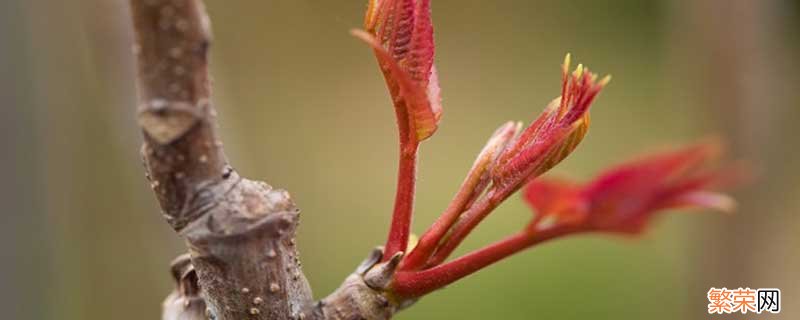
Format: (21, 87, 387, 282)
(314, 249, 410, 320)
(129, 1, 400, 319)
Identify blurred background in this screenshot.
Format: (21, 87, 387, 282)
(1, 0, 798, 319)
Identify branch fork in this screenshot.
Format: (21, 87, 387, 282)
(128, 0, 737, 319)
(315, 248, 416, 320)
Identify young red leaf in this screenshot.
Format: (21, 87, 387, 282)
(408, 56, 609, 269)
(492, 55, 609, 196)
(523, 178, 587, 230)
(390, 142, 737, 299)
(356, 0, 441, 143)
(524, 142, 735, 234)
(356, 0, 442, 261)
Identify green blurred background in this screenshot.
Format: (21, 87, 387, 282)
(1, 0, 798, 319)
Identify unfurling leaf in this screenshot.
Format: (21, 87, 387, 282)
(355, 0, 441, 143)
(523, 178, 587, 230)
(523, 142, 736, 234)
(492, 54, 609, 192)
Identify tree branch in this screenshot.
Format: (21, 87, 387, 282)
(130, 0, 222, 231)
(129, 1, 318, 319)
(129, 0, 429, 319)
(162, 254, 206, 320)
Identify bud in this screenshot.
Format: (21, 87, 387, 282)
(356, 0, 442, 262)
(353, 0, 441, 142)
(492, 54, 610, 194)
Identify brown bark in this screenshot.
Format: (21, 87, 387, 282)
(128, 1, 401, 319)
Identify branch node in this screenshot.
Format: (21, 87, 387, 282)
(356, 247, 384, 275)
(364, 251, 403, 290)
(137, 99, 207, 144)
(163, 253, 207, 320)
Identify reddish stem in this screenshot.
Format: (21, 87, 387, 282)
(403, 122, 518, 270)
(383, 142, 419, 261)
(392, 225, 583, 298)
(425, 143, 556, 267)
(401, 169, 481, 270)
(425, 194, 498, 267)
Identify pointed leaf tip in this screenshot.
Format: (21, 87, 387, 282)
(573, 64, 584, 78)
(492, 57, 607, 189)
(675, 191, 737, 213)
(364, 0, 380, 31)
(599, 75, 612, 86)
